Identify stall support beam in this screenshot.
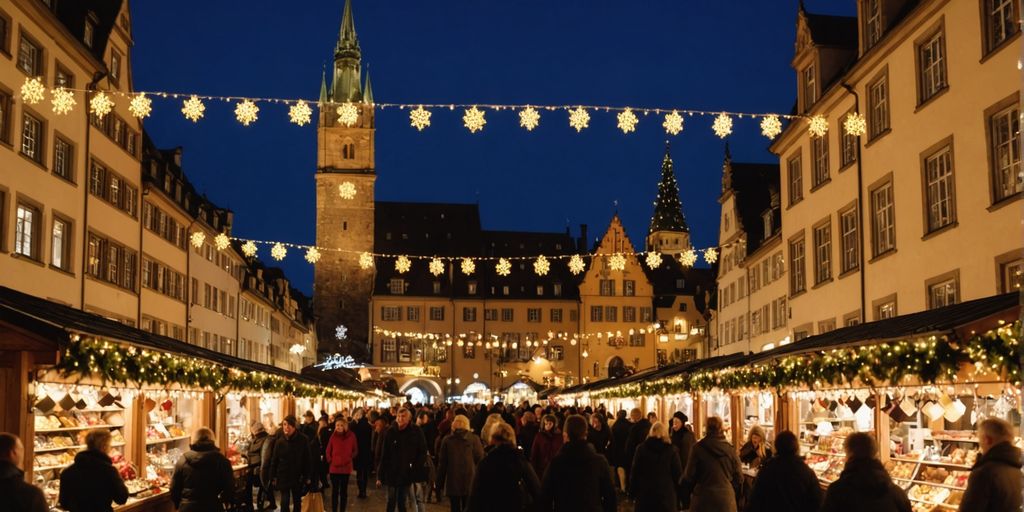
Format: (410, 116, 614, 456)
(874, 389, 890, 464)
(693, 392, 704, 437)
(0, 351, 34, 479)
(730, 394, 743, 449)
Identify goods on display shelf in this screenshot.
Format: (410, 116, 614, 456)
(260, 396, 283, 434)
(740, 391, 775, 442)
(704, 392, 732, 439)
(226, 395, 252, 469)
(795, 389, 876, 485)
(145, 394, 196, 489)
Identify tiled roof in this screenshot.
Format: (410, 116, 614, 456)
(804, 12, 858, 49)
(728, 161, 780, 255)
(53, 0, 123, 63)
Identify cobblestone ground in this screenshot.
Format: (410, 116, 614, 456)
(258, 476, 449, 512)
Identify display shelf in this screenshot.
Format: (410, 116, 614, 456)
(146, 435, 189, 445)
(34, 442, 125, 453)
(890, 456, 973, 470)
(34, 462, 72, 472)
(927, 436, 979, 443)
(36, 424, 119, 433)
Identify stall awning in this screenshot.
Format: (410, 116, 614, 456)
(502, 378, 546, 393)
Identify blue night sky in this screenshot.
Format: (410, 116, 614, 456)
(130, 1, 855, 295)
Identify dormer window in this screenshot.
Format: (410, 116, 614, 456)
(84, 14, 97, 48)
(762, 211, 773, 239)
(802, 65, 817, 112)
(864, 0, 883, 50)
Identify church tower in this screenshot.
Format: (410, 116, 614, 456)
(314, 0, 375, 355)
(646, 142, 692, 254)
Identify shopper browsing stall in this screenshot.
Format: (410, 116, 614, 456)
(58, 429, 129, 512)
(958, 417, 1023, 512)
(0, 433, 47, 512)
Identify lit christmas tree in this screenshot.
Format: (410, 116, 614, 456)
(649, 142, 689, 235)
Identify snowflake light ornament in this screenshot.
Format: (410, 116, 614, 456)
(190, 231, 206, 249)
(51, 87, 76, 115)
(358, 252, 374, 270)
(409, 106, 431, 131)
(463, 106, 486, 133)
(20, 77, 45, 105)
(519, 106, 540, 131)
(679, 249, 698, 267)
(337, 102, 359, 127)
(338, 182, 357, 200)
(460, 258, 476, 275)
(703, 247, 719, 264)
(617, 108, 638, 134)
(568, 107, 590, 132)
(289, 101, 312, 126)
(808, 115, 828, 138)
(213, 233, 230, 251)
(90, 92, 114, 118)
(568, 254, 586, 275)
(843, 112, 866, 137)
(663, 110, 684, 136)
(429, 257, 445, 277)
(712, 113, 733, 138)
(608, 253, 627, 272)
(760, 115, 782, 140)
(181, 95, 206, 122)
(235, 100, 259, 126)
(495, 258, 511, 277)
(534, 255, 550, 276)
(305, 247, 321, 264)
(129, 93, 152, 119)
(270, 243, 287, 261)
(645, 251, 663, 269)
(395, 255, 412, 274)
(335, 325, 348, 340)
(241, 241, 258, 258)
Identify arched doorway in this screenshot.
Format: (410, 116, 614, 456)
(608, 356, 626, 378)
(399, 378, 443, 405)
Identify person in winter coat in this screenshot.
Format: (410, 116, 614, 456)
(268, 415, 313, 512)
(746, 430, 821, 512)
(680, 416, 742, 512)
(377, 408, 428, 512)
(623, 408, 651, 483)
(169, 427, 235, 512)
(629, 422, 682, 512)
(820, 432, 911, 512)
(246, 420, 272, 510)
(529, 414, 563, 478)
(318, 417, 333, 490)
(668, 411, 695, 507)
(958, 417, 1022, 512)
(586, 413, 611, 460)
(0, 433, 47, 512)
(480, 413, 505, 447)
(437, 415, 484, 512)
(468, 422, 540, 512)
(610, 410, 632, 492)
(739, 425, 774, 469)
(372, 416, 389, 473)
(259, 425, 281, 510)
(538, 415, 617, 512)
(416, 411, 438, 459)
(350, 409, 374, 499)
(59, 429, 129, 512)
(517, 412, 539, 456)
(325, 417, 359, 512)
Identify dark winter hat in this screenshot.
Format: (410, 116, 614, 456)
(283, 415, 298, 427)
(672, 411, 689, 424)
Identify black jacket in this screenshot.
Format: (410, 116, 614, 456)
(169, 441, 235, 512)
(377, 423, 427, 486)
(350, 418, 374, 470)
(468, 443, 540, 512)
(820, 458, 911, 512)
(610, 417, 632, 467)
(623, 419, 651, 472)
(739, 441, 774, 468)
(586, 425, 611, 459)
(958, 441, 1023, 512)
(268, 430, 313, 490)
(259, 430, 281, 486)
(518, 421, 539, 456)
(58, 449, 129, 512)
(419, 421, 438, 458)
(0, 460, 47, 512)
(248, 431, 269, 467)
(629, 438, 682, 512)
(746, 453, 822, 512)
(670, 427, 695, 475)
(539, 440, 617, 512)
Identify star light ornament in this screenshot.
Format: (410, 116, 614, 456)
(712, 113, 733, 138)
(241, 241, 258, 258)
(519, 107, 540, 131)
(129, 93, 153, 119)
(90, 92, 114, 118)
(358, 252, 374, 270)
(305, 247, 321, 264)
(289, 101, 312, 126)
(337, 102, 359, 127)
(270, 243, 287, 261)
(213, 233, 230, 251)
(51, 87, 76, 115)
(190, 231, 206, 249)
(460, 258, 476, 275)
(680, 250, 698, 267)
(235, 100, 259, 126)
(663, 110, 684, 136)
(808, 115, 829, 138)
(338, 182, 357, 200)
(568, 254, 586, 275)
(181, 95, 206, 122)
(843, 112, 867, 137)
(495, 258, 512, 277)
(534, 255, 551, 276)
(760, 115, 782, 140)
(703, 247, 718, 264)
(645, 251, 663, 269)
(608, 253, 627, 272)
(463, 106, 486, 133)
(568, 107, 590, 132)
(335, 325, 348, 340)
(429, 257, 445, 277)
(20, 77, 45, 105)
(395, 255, 412, 274)
(617, 108, 639, 134)
(409, 106, 431, 131)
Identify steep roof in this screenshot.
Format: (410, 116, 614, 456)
(804, 12, 858, 48)
(53, 0, 123, 63)
(724, 155, 780, 255)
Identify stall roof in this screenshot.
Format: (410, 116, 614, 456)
(502, 379, 547, 393)
(0, 286, 365, 394)
(559, 352, 753, 397)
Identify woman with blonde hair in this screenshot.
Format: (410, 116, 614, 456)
(437, 415, 484, 512)
(479, 413, 504, 445)
(628, 422, 681, 512)
(739, 425, 773, 468)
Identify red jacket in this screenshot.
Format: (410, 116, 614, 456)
(530, 429, 563, 478)
(325, 430, 358, 475)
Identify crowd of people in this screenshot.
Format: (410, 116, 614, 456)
(0, 401, 1020, 512)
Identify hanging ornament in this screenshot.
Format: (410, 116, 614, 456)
(50, 87, 76, 115)
(241, 240, 257, 258)
(181, 95, 206, 122)
(534, 255, 550, 276)
(495, 258, 512, 277)
(568, 254, 585, 275)
(760, 115, 782, 139)
(429, 257, 445, 277)
(616, 108, 638, 134)
(463, 106, 486, 133)
(808, 115, 828, 138)
(213, 233, 230, 251)
(608, 253, 626, 272)
(409, 106, 431, 131)
(128, 93, 153, 119)
(843, 112, 866, 137)
(270, 243, 287, 261)
(712, 113, 733, 138)
(190, 231, 206, 249)
(680, 249, 698, 267)
(289, 100, 312, 126)
(460, 257, 476, 275)
(338, 182, 357, 200)
(662, 110, 684, 135)
(395, 255, 412, 274)
(358, 251, 374, 270)
(700, 247, 719, 265)
(20, 77, 45, 104)
(335, 325, 348, 340)
(337, 102, 359, 127)
(90, 92, 114, 118)
(923, 401, 945, 422)
(519, 106, 540, 131)
(568, 107, 590, 132)
(943, 398, 967, 422)
(645, 251, 663, 269)
(235, 99, 259, 126)
(304, 247, 321, 264)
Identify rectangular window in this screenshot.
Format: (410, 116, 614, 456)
(570, 309, 579, 322)
(429, 307, 445, 321)
(985, 0, 1020, 53)
(628, 333, 645, 347)
(877, 301, 897, 320)
(590, 305, 603, 322)
(623, 306, 636, 322)
(640, 307, 653, 322)
(599, 279, 615, 296)
(548, 345, 564, 361)
(381, 339, 397, 362)
(868, 74, 890, 139)
(536, 285, 544, 296)
(21, 112, 43, 163)
(819, 318, 836, 334)
(917, 29, 947, 104)
(381, 306, 402, 321)
(467, 281, 477, 295)
(924, 144, 956, 232)
(864, 0, 882, 49)
(553, 283, 562, 296)
(990, 104, 1021, 202)
(605, 306, 618, 322)
(928, 278, 958, 309)
(84, 232, 136, 292)
(840, 207, 859, 273)
(623, 280, 635, 296)
(788, 154, 803, 205)
(53, 136, 73, 181)
(772, 296, 788, 329)
(841, 110, 859, 168)
(484, 308, 497, 321)
(527, 308, 541, 322)
(462, 342, 475, 359)
(501, 308, 513, 322)
(51, 216, 71, 270)
(789, 237, 806, 295)
(871, 180, 895, 256)
(389, 278, 404, 294)
(463, 307, 477, 322)
(407, 306, 420, 322)
(15, 202, 39, 259)
(550, 308, 563, 322)
(432, 281, 441, 294)
(55, 64, 73, 88)
(0, 14, 8, 56)
(802, 65, 817, 112)
(811, 134, 829, 187)
(17, 34, 41, 75)
(110, 50, 121, 83)
(813, 222, 832, 284)
(1000, 259, 1024, 293)
(0, 90, 11, 144)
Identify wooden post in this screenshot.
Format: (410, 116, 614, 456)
(214, 397, 228, 453)
(875, 389, 890, 464)
(0, 351, 34, 480)
(730, 393, 743, 449)
(692, 391, 704, 438)
(128, 393, 146, 472)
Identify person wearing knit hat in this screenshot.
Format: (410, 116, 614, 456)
(739, 425, 773, 469)
(669, 411, 696, 509)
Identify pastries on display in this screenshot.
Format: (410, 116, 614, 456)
(885, 461, 917, 480)
(908, 484, 950, 505)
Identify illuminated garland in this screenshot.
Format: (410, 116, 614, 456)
(55, 336, 369, 401)
(374, 324, 663, 346)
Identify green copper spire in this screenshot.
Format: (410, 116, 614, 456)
(332, 0, 363, 103)
(363, 72, 374, 104)
(319, 67, 328, 103)
(648, 141, 689, 234)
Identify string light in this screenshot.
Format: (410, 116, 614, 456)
(496, 258, 512, 277)
(51, 87, 76, 115)
(568, 254, 586, 275)
(305, 247, 321, 264)
(680, 249, 697, 267)
(609, 253, 626, 272)
(337, 102, 359, 126)
(568, 107, 590, 132)
(338, 182, 357, 200)
(359, 252, 374, 270)
(461, 257, 476, 275)
(395, 255, 412, 274)
(235, 99, 260, 126)
(429, 257, 445, 276)
(190, 231, 206, 249)
(663, 110, 684, 135)
(808, 115, 829, 138)
(129, 93, 152, 119)
(181, 95, 206, 122)
(617, 108, 638, 134)
(519, 106, 540, 131)
(241, 241, 258, 258)
(703, 247, 718, 264)
(20, 77, 45, 104)
(289, 100, 313, 126)
(270, 243, 287, 261)
(645, 251, 663, 269)
(760, 114, 782, 139)
(534, 255, 551, 276)
(463, 106, 486, 133)
(843, 112, 866, 137)
(712, 113, 733, 138)
(90, 92, 114, 118)
(409, 106, 431, 131)
(213, 233, 230, 251)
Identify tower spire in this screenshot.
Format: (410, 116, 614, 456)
(332, 0, 363, 103)
(721, 143, 734, 194)
(363, 71, 374, 104)
(319, 66, 328, 103)
(338, 0, 358, 51)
